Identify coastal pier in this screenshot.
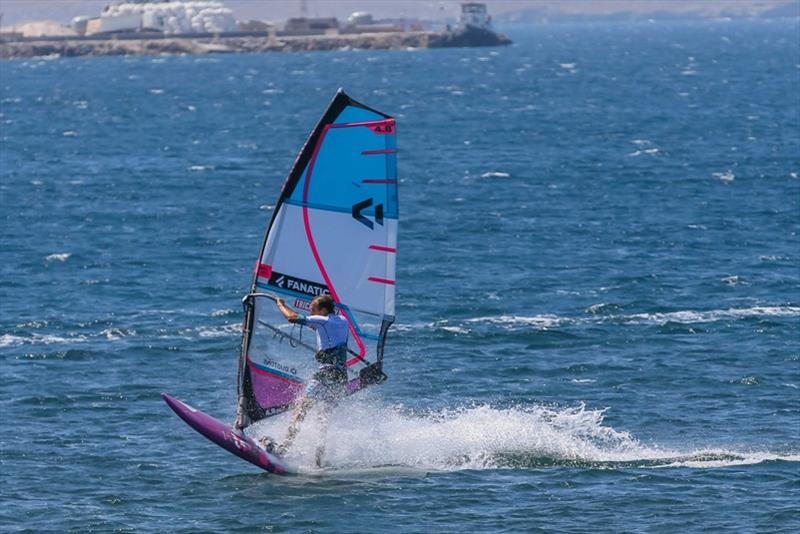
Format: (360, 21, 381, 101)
(0, 1, 511, 59)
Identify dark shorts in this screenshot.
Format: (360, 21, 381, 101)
(306, 371, 346, 403)
(306, 346, 348, 403)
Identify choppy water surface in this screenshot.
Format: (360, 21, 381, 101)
(2, 20, 799, 533)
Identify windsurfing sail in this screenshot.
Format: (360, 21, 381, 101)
(235, 89, 398, 430)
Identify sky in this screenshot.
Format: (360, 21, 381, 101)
(0, 0, 796, 26)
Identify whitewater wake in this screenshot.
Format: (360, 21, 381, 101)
(248, 400, 799, 474)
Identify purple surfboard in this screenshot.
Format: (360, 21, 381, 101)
(162, 392, 296, 476)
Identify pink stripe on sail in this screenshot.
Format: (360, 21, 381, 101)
(329, 118, 394, 130)
(256, 263, 272, 279)
(250, 364, 301, 384)
(369, 245, 396, 253)
(368, 277, 395, 285)
(362, 149, 397, 155)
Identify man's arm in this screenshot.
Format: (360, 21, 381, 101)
(275, 298, 301, 323)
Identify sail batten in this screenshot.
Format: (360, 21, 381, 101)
(236, 90, 397, 429)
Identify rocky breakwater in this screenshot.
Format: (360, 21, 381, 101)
(0, 28, 511, 59)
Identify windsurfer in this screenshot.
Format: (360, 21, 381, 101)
(266, 294, 349, 465)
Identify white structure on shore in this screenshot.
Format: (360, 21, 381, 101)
(77, 1, 237, 36)
(459, 3, 492, 30)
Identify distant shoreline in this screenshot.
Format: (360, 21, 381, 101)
(0, 28, 512, 59)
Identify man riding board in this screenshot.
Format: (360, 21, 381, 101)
(261, 294, 349, 466)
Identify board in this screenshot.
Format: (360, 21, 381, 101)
(162, 392, 296, 476)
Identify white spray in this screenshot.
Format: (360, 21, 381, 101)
(248, 397, 798, 473)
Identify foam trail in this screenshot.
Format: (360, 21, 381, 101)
(248, 400, 799, 473)
(45, 253, 71, 262)
(0, 333, 87, 347)
(438, 306, 800, 333)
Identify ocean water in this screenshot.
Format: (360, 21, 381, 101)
(2, 19, 799, 533)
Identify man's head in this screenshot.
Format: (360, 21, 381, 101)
(310, 294, 335, 315)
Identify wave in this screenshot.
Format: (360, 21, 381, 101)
(1, 320, 242, 347)
(196, 323, 241, 338)
(100, 328, 136, 341)
(649, 451, 800, 469)
(45, 252, 71, 262)
(249, 401, 799, 474)
(615, 306, 800, 324)
(465, 314, 569, 329)
(188, 164, 215, 172)
(419, 305, 800, 333)
(3, 305, 794, 348)
(0, 333, 87, 347)
(160, 322, 242, 340)
(627, 148, 662, 157)
(713, 170, 736, 182)
(393, 315, 570, 333)
(480, 171, 511, 178)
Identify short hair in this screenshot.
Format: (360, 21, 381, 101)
(312, 294, 335, 314)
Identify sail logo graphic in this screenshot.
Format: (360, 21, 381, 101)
(268, 270, 329, 297)
(369, 122, 394, 135)
(352, 197, 384, 230)
(293, 298, 345, 316)
(263, 358, 298, 376)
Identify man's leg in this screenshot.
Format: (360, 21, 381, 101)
(314, 402, 335, 467)
(278, 396, 313, 455)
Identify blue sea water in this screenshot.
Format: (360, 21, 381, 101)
(1, 19, 799, 533)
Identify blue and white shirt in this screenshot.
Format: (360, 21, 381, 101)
(297, 314, 349, 351)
